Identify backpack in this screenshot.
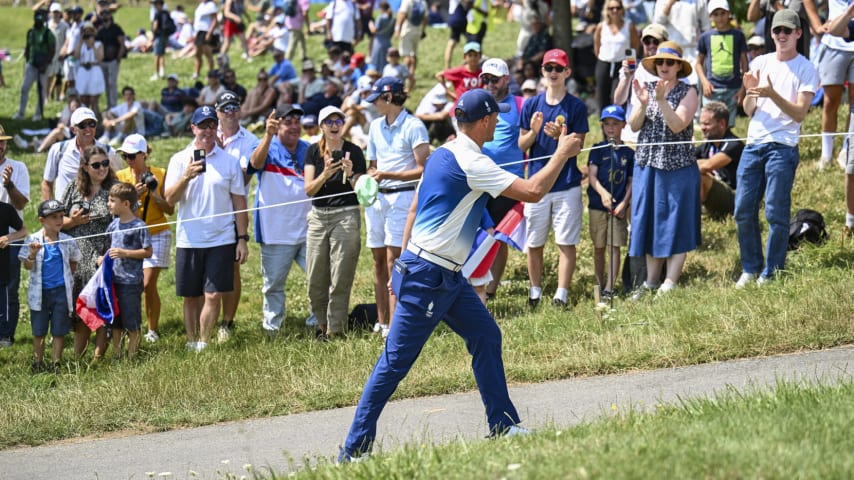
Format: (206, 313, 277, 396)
(161, 12, 177, 37)
(283, 0, 297, 17)
(408, 0, 426, 26)
(788, 209, 828, 250)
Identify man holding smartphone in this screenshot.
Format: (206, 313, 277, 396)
(164, 106, 250, 352)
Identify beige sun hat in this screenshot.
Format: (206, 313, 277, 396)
(641, 41, 693, 78)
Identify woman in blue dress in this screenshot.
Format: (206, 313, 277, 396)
(628, 41, 700, 298)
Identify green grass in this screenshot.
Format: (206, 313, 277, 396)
(0, 5, 852, 451)
(290, 380, 854, 479)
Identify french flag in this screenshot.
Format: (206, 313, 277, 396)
(75, 255, 120, 331)
(461, 202, 527, 278)
(493, 201, 526, 252)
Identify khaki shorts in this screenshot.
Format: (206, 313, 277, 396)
(588, 208, 628, 248)
(703, 178, 735, 220)
(399, 29, 421, 57)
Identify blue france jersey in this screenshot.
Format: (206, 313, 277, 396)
(410, 134, 518, 265)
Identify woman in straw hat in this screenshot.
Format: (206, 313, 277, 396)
(627, 40, 699, 299)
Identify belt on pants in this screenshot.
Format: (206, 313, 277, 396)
(378, 185, 416, 194)
(406, 243, 462, 272)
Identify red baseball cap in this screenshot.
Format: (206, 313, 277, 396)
(542, 49, 569, 68)
(350, 52, 366, 67)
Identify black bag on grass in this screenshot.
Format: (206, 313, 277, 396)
(348, 304, 377, 330)
(788, 209, 828, 250)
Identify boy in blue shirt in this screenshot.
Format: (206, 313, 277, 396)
(20, 200, 81, 373)
(587, 105, 634, 300)
(103, 183, 152, 360)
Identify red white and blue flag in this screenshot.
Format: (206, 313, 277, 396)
(75, 255, 120, 331)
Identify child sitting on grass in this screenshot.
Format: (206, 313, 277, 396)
(103, 183, 152, 360)
(20, 200, 81, 374)
(587, 105, 634, 300)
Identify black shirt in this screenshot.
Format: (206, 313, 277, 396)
(0, 203, 24, 285)
(694, 129, 743, 190)
(305, 141, 366, 208)
(97, 22, 125, 61)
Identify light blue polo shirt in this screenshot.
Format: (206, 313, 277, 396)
(482, 94, 524, 177)
(366, 110, 430, 189)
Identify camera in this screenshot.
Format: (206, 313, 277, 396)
(140, 171, 158, 191)
(70, 200, 91, 215)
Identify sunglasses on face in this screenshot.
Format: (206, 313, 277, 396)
(654, 58, 679, 67)
(120, 152, 139, 161)
(196, 121, 218, 130)
(481, 76, 501, 85)
(543, 65, 566, 73)
(88, 160, 110, 169)
(608, 6, 622, 11)
(77, 120, 97, 129)
(322, 118, 344, 127)
(772, 26, 793, 35)
(219, 104, 240, 113)
(257, 76, 268, 81)
(642, 37, 660, 46)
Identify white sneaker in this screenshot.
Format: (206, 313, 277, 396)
(504, 425, 530, 437)
(756, 275, 772, 287)
(380, 323, 390, 339)
(13, 134, 29, 149)
(816, 157, 831, 170)
(630, 282, 658, 301)
(735, 272, 757, 289)
(656, 281, 676, 297)
(150, 73, 160, 81)
(186, 341, 197, 351)
(144, 330, 159, 343)
(195, 341, 208, 352)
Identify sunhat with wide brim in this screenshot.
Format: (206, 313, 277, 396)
(354, 175, 378, 206)
(641, 41, 693, 78)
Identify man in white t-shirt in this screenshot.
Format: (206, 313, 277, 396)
(42, 107, 121, 201)
(164, 106, 249, 352)
(100, 85, 146, 145)
(324, 0, 360, 54)
(734, 9, 817, 288)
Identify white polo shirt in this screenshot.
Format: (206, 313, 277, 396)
(0, 158, 30, 226)
(164, 144, 245, 248)
(366, 110, 429, 188)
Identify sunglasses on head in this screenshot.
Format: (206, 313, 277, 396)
(219, 104, 240, 113)
(481, 76, 501, 85)
(642, 37, 660, 46)
(543, 64, 566, 73)
(120, 152, 139, 161)
(772, 26, 794, 35)
(322, 118, 345, 127)
(654, 58, 679, 67)
(88, 160, 110, 169)
(77, 120, 97, 129)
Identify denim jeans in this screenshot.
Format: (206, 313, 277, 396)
(734, 142, 799, 278)
(0, 245, 21, 342)
(261, 242, 307, 331)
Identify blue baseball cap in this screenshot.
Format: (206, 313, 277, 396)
(600, 105, 626, 122)
(454, 89, 509, 123)
(191, 105, 218, 125)
(366, 76, 405, 103)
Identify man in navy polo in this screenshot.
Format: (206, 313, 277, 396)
(364, 77, 430, 338)
(339, 89, 581, 461)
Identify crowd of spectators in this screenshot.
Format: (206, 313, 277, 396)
(1, 0, 853, 373)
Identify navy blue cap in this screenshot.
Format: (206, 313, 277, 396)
(366, 77, 405, 103)
(600, 104, 626, 122)
(191, 105, 218, 125)
(454, 89, 509, 123)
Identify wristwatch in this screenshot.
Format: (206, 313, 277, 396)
(237, 234, 250, 242)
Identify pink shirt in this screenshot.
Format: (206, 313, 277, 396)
(284, 0, 309, 30)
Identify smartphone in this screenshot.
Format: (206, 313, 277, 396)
(331, 150, 344, 164)
(625, 48, 637, 72)
(193, 148, 206, 172)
